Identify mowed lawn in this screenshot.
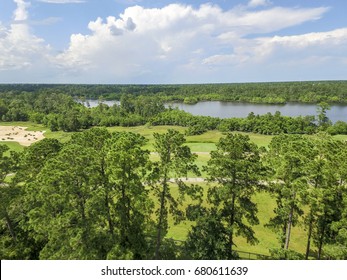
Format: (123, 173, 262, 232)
(2, 122, 344, 257)
(165, 183, 310, 257)
(108, 125, 273, 150)
(2, 141, 24, 154)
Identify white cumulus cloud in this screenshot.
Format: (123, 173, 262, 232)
(248, 0, 272, 8)
(0, 0, 51, 73)
(55, 2, 334, 82)
(1, 1, 347, 83)
(13, 0, 30, 21)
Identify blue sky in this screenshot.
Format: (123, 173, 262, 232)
(0, 0, 346, 84)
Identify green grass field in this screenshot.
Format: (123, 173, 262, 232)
(166, 183, 310, 257)
(1, 141, 24, 154)
(2, 121, 343, 257)
(0, 121, 50, 134)
(332, 134, 347, 142)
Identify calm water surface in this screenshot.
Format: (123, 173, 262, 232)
(83, 100, 120, 107)
(85, 100, 347, 123)
(168, 101, 347, 123)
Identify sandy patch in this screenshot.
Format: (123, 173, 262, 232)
(0, 126, 45, 146)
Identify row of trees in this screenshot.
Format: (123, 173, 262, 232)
(0, 92, 165, 132)
(1, 81, 347, 103)
(1, 129, 347, 259)
(154, 103, 347, 135)
(1, 90, 347, 135)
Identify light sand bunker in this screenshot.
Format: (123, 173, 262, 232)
(0, 126, 45, 146)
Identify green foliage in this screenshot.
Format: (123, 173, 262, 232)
(150, 129, 200, 259)
(4, 82, 347, 136)
(323, 244, 347, 260)
(202, 133, 264, 259)
(327, 121, 347, 135)
(105, 132, 153, 259)
(16, 138, 62, 181)
(265, 134, 313, 248)
(264, 133, 347, 259)
(183, 97, 198, 104)
(0, 145, 25, 259)
(269, 248, 304, 260)
(185, 124, 208, 136)
(1, 120, 347, 260)
(184, 209, 230, 260)
(320, 141, 347, 260)
(27, 144, 106, 259)
(3, 81, 347, 105)
(316, 102, 332, 130)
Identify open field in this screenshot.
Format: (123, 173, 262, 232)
(2, 122, 346, 153)
(1, 141, 24, 154)
(108, 125, 274, 148)
(332, 134, 347, 142)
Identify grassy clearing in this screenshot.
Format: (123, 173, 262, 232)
(194, 153, 210, 177)
(186, 142, 216, 153)
(0, 121, 46, 131)
(44, 130, 73, 143)
(232, 191, 280, 256)
(187, 130, 223, 143)
(164, 182, 209, 241)
(166, 183, 309, 256)
(332, 134, 347, 142)
(107, 125, 187, 151)
(238, 132, 273, 147)
(1, 141, 25, 154)
(2, 121, 346, 150)
(106, 126, 273, 152)
(106, 127, 273, 180)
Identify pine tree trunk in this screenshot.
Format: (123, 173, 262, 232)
(285, 198, 295, 249)
(228, 170, 237, 260)
(155, 145, 171, 260)
(281, 222, 287, 248)
(317, 221, 326, 260)
(284, 210, 293, 249)
(120, 183, 127, 246)
(228, 193, 236, 259)
(155, 180, 167, 259)
(305, 213, 314, 259)
(105, 191, 114, 235)
(102, 162, 114, 236)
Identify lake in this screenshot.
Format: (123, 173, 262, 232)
(169, 101, 347, 123)
(82, 100, 120, 107)
(84, 100, 347, 123)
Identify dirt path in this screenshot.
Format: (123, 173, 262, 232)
(168, 177, 205, 183)
(150, 151, 210, 155)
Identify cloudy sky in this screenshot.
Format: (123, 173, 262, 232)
(0, 0, 346, 84)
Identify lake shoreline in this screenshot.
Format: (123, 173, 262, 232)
(84, 99, 347, 123)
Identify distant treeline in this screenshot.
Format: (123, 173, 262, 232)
(1, 84, 347, 135)
(1, 80, 347, 104)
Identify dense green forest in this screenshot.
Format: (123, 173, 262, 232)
(1, 83, 347, 135)
(1, 81, 347, 103)
(1, 129, 347, 260)
(1, 83, 347, 260)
